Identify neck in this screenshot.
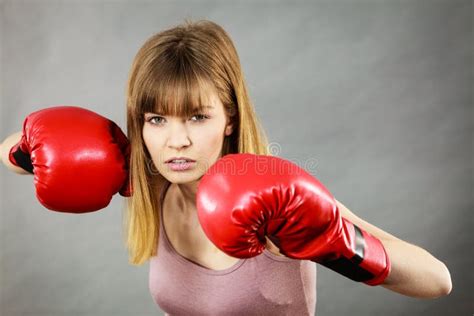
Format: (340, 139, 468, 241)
(172, 179, 200, 217)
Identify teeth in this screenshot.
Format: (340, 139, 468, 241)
(171, 159, 188, 163)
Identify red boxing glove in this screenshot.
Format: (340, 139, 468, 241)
(196, 153, 391, 286)
(9, 106, 132, 213)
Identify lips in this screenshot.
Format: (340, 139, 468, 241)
(165, 157, 196, 163)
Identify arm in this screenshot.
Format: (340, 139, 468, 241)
(335, 199, 452, 299)
(0, 131, 31, 175)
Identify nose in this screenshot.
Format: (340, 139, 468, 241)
(167, 122, 191, 150)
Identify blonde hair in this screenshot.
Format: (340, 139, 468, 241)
(123, 19, 270, 265)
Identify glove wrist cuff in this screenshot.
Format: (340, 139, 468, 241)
(318, 218, 391, 286)
(9, 141, 33, 173)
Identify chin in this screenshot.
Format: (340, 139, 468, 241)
(164, 172, 202, 184)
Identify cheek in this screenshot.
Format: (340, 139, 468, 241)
(142, 126, 163, 157)
(195, 125, 225, 149)
(193, 129, 225, 172)
(142, 127, 152, 151)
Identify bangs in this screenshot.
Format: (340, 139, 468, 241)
(137, 60, 216, 117)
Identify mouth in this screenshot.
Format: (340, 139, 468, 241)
(165, 157, 196, 163)
(166, 158, 196, 171)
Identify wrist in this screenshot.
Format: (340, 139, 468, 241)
(0, 132, 32, 175)
(317, 217, 391, 286)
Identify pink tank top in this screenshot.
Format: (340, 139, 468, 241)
(148, 202, 317, 315)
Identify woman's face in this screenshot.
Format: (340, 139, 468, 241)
(142, 91, 233, 184)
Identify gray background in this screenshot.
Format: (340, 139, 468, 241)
(0, 0, 471, 315)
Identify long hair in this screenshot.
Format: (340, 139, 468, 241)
(123, 19, 270, 265)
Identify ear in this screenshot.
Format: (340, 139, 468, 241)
(225, 123, 233, 136)
(224, 116, 234, 136)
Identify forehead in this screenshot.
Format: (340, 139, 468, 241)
(141, 75, 222, 117)
(154, 96, 219, 115)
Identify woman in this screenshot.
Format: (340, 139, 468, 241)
(0, 19, 452, 315)
(123, 19, 451, 314)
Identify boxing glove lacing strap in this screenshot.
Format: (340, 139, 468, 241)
(319, 225, 375, 282)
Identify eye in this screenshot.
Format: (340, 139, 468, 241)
(190, 114, 210, 122)
(145, 113, 209, 126)
(146, 116, 166, 125)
